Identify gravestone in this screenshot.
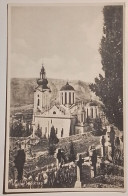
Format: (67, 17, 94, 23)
(56, 148, 62, 169)
(75, 154, 84, 188)
(106, 126, 115, 161)
(100, 135, 105, 157)
(89, 147, 97, 178)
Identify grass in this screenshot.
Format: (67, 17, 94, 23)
(23, 133, 100, 172)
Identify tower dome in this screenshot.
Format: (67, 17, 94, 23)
(59, 82, 75, 106)
(60, 82, 75, 91)
(37, 64, 49, 90)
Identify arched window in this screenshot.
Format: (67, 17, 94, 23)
(91, 108, 93, 118)
(87, 108, 88, 118)
(53, 111, 56, 114)
(38, 94, 39, 97)
(37, 99, 40, 106)
(69, 92, 71, 104)
(81, 113, 83, 123)
(95, 108, 97, 117)
(65, 92, 67, 104)
(73, 92, 74, 104)
(61, 128, 63, 137)
(62, 93, 63, 104)
(84, 113, 86, 122)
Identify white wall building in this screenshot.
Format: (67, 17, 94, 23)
(32, 65, 102, 138)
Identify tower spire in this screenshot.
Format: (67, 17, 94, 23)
(40, 64, 46, 79)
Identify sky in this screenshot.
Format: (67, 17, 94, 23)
(10, 5, 104, 82)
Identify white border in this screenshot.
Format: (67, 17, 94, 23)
(0, 0, 128, 195)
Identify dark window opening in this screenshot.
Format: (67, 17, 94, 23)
(69, 92, 71, 104)
(53, 111, 56, 114)
(62, 92, 63, 104)
(81, 114, 83, 123)
(87, 108, 88, 118)
(37, 99, 40, 106)
(65, 92, 67, 104)
(61, 128, 63, 137)
(95, 108, 97, 117)
(91, 108, 93, 118)
(73, 92, 74, 104)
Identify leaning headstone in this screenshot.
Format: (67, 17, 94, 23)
(75, 154, 84, 188)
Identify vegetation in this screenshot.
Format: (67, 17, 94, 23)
(10, 78, 97, 107)
(10, 121, 32, 137)
(48, 126, 59, 155)
(68, 142, 76, 162)
(89, 6, 123, 131)
(35, 124, 42, 138)
(92, 118, 103, 136)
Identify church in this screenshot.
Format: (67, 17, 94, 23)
(32, 65, 102, 139)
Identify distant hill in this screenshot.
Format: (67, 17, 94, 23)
(10, 78, 99, 107)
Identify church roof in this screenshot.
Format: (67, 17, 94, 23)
(60, 82, 75, 91)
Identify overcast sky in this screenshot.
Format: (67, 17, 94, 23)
(10, 5, 104, 82)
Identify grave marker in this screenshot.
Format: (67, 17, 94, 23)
(75, 154, 84, 188)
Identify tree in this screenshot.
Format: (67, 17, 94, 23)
(49, 126, 59, 144)
(48, 126, 59, 155)
(69, 142, 76, 162)
(89, 6, 123, 131)
(93, 117, 103, 136)
(35, 124, 42, 138)
(14, 147, 25, 182)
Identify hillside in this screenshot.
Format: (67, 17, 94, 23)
(10, 78, 99, 107)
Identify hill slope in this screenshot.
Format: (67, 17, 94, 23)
(10, 78, 99, 107)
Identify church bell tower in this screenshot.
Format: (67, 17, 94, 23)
(34, 64, 51, 113)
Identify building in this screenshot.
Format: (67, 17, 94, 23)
(32, 65, 102, 139)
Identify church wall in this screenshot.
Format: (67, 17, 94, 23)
(34, 116, 72, 139)
(34, 90, 43, 112)
(59, 90, 75, 105)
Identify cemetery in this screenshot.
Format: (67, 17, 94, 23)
(8, 125, 124, 189)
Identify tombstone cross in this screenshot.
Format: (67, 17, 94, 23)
(75, 154, 84, 188)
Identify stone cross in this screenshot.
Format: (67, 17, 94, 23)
(75, 154, 84, 188)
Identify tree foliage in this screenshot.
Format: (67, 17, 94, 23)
(10, 121, 32, 137)
(69, 142, 76, 162)
(35, 124, 42, 138)
(48, 126, 59, 155)
(49, 126, 59, 144)
(89, 6, 123, 131)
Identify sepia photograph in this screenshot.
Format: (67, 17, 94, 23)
(4, 2, 125, 193)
